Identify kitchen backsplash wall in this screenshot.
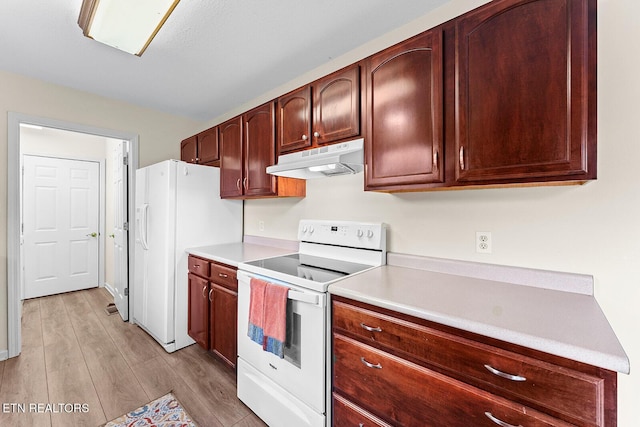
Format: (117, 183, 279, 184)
(242, 0, 640, 425)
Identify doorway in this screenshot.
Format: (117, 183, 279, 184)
(7, 112, 139, 359)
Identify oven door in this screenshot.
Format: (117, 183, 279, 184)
(237, 270, 327, 414)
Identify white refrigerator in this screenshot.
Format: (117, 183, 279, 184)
(133, 160, 242, 353)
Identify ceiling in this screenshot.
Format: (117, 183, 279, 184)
(0, 0, 449, 122)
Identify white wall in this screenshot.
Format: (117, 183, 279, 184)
(238, 0, 639, 425)
(0, 69, 203, 356)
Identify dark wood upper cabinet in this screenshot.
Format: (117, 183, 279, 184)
(277, 64, 361, 155)
(312, 66, 361, 146)
(181, 127, 220, 166)
(243, 102, 278, 197)
(453, 0, 596, 184)
(364, 30, 444, 191)
(277, 86, 313, 153)
(220, 102, 305, 199)
(197, 126, 219, 165)
(219, 116, 244, 198)
(180, 135, 198, 164)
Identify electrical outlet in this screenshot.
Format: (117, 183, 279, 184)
(258, 221, 265, 232)
(476, 231, 492, 254)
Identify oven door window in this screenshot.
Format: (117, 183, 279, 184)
(284, 306, 301, 368)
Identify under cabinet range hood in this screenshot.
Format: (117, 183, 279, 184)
(266, 138, 364, 179)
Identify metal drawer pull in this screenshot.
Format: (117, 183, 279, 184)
(360, 322, 382, 332)
(459, 146, 465, 170)
(484, 364, 526, 382)
(484, 412, 523, 427)
(218, 273, 228, 278)
(360, 357, 382, 369)
(201, 285, 207, 298)
(208, 288, 214, 302)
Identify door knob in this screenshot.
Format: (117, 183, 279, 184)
(86, 232, 98, 238)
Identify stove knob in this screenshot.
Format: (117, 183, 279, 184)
(367, 230, 374, 238)
(357, 229, 364, 238)
(309, 226, 315, 234)
(302, 225, 308, 234)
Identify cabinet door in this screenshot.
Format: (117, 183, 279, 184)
(210, 284, 238, 368)
(197, 126, 219, 165)
(277, 86, 312, 154)
(180, 136, 198, 164)
(455, 0, 594, 183)
(365, 30, 444, 190)
(219, 116, 243, 198)
(312, 65, 360, 145)
(243, 102, 277, 197)
(187, 273, 209, 349)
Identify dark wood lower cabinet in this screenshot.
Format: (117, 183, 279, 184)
(332, 296, 617, 427)
(187, 273, 208, 349)
(210, 283, 237, 368)
(187, 255, 238, 370)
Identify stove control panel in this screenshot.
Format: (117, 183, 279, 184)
(298, 220, 387, 251)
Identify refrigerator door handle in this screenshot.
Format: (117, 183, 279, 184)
(140, 203, 150, 250)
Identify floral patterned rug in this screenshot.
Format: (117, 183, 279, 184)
(104, 392, 198, 427)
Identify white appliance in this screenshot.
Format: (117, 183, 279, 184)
(133, 160, 242, 353)
(266, 138, 364, 179)
(237, 220, 387, 427)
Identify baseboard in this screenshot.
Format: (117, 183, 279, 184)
(0, 349, 9, 361)
(103, 282, 115, 297)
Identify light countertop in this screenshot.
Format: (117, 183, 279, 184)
(186, 242, 295, 267)
(329, 262, 629, 374)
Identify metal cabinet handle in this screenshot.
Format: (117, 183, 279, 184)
(195, 157, 200, 163)
(484, 364, 526, 382)
(301, 134, 308, 141)
(433, 151, 439, 170)
(313, 131, 320, 138)
(201, 285, 207, 298)
(243, 177, 248, 189)
(236, 179, 241, 190)
(484, 412, 523, 427)
(360, 357, 382, 369)
(459, 146, 465, 170)
(360, 322, 382, 333)
(218, 273, 228, 278)
(208, 288, 214, 302)
(193, 264, 200, 269)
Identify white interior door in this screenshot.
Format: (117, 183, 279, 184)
(113, 141, 129, 320)
(22, 155, 100, 299)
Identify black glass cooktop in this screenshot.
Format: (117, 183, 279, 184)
(244, 253, 373, 284)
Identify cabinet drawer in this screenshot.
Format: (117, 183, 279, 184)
(333, 300, 604, 425)
(333, 334, 573, 427)
(210, 262, 237, 291)
(333, 393, 392, 427)
(188, 255, 210, 278)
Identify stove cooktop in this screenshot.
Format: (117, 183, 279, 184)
(243, 253, 373, 285)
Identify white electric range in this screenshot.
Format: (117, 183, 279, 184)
(236, 220, 387, 427)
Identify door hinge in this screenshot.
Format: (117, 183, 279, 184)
(123, 154, 129, 165)
(124, 288, 129, 296)
(123, 222, 129, 231)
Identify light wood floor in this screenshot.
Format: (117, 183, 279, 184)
(0, 287, 266, 427)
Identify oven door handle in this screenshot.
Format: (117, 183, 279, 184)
(287, 289, 318, 305)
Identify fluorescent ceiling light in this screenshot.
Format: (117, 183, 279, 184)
(78, 0, 181, 56)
